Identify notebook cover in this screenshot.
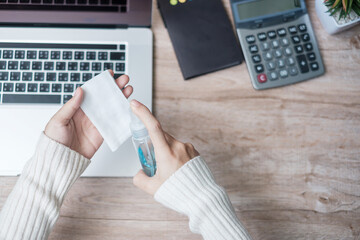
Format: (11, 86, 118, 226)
(157, 0, 243, 80)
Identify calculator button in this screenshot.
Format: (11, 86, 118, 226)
(288, 26, 297, 34)
(298, 24, 307, 32)
(261, 42, 270, 51)
(279, 69, 288, 78)
(246, 35, 256, 44)
(249, 45, 259, 54)
(286, 57, 295, 66)
(267, 31, 276, 39)
(266, 62, 276, 70)
(277, 59, 285, 68)
(301, 33, 310, 42)
(294, 45, 304, 53)
(304, 43, 313, 51)
(310, 62, 319, 71)
(274, 49, 282, 58)
(252, 54, 261, 63)
(280, 38, 290, 46)
(289, 67, 298, 76)
(257, 32, 267, 41)
(269, 72, 278, 81)
(257, 74, 267, 83)
(284, 47, 292, 56)
(291, 36, 301, 44)
(296, 55, 309, 73)
(264, 52, 273, 61)
(307, 52, 316, 61)
(277, 28, 286, 37)
(272, 40, 280, 48)
(255, 64, 264, 73)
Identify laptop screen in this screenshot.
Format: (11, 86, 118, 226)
(0, 0, 152, 27)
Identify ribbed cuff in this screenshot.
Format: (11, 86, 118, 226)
(154, 156, 252, 240)
(0, 133, 90, 240)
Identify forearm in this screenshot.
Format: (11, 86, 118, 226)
(155, 156, 252, 240)
(0, 133, 90, 240)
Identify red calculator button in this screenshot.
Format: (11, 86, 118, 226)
(257, 74, 267, 83)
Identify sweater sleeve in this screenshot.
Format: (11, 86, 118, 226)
(154, 156, 252, 240)
(0, 133, 90, 240)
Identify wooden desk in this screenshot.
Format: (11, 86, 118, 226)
(1, 0, 359, 239)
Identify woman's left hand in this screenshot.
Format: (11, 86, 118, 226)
(45, 70, 133, 159)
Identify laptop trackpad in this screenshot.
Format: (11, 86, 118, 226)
(0, 106, 140, 177)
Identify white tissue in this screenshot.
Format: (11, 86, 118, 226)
(80, 71, 131, 152)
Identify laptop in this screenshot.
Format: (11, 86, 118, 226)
(0, 0, 153, 176)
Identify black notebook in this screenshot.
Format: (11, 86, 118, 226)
(157, 0, 243, 80)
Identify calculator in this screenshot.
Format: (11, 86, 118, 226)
(230, 0, 325, 90)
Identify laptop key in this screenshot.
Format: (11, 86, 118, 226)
(63, 51, 72, 60)
(51, 51, 61, 59)
(68, 62, 78, 71)
(92, 62, 102, 71)
(78, 0, 87, 4)
(89, 0, 98, 4)
(74, 51, 84, 60)
(43, 0, 53, 3)
(114, 73, 123, 79)
(10, 72, 21, 81)
(98, 52, 108, 60)
(59, 72, 69, 82)
(100, 0, 109, 4)
(112, 0, 126, 4)
(66, 0, 75, 3)
(20, 0, 30, 3)
(64, 84, 74, 93)
(15, 83, 26, 92)
(27, 50, 37, 59)
(2, 94, 61, 104)
(70, 73, 81, 82)
(0, 72, 9, 81)
(39, 51, 49, 59)
(15, 50, 25, 59)
(82, 73, 92, 82)
(34, 72, 45, 81)
(3, 83, 14, 92)
(86, 51, 96, 60)
(31, 0, 41, 3)
(115, 62, 125, 71)
(56, 62, 66, 70)
(22, 72, 33, 81)
(44, 61, 54, 70)
(55, 0, 64, 3)
(40, 83, 50, 92)
(8, 61, 19, 70)
(103, 62, 113, 71)
(63, 95, 72, 104)
(0, 61, 6, 70)
(110, 52, 125, 60)
(28, 83, 38, 92)
(52, 83, 62, 92)
(32, 61, 42, 70)
(80, 62, 90, 71)
(46, 72, 56, 81)
(3, 50, 13, 59)
(20, 61, 31, 70)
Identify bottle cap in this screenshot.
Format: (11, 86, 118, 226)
(129, 110, 148, 139)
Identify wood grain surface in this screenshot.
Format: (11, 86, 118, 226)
(1, 0, 360, 239)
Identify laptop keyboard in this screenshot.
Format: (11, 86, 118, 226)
(0, 0, 127, 12)
(0, 42, 127, 104)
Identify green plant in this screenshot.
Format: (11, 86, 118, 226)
(325, 0, 360, 19)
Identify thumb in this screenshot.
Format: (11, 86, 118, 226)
(133, 170, 157, 195)
(54, 87, 83, 125)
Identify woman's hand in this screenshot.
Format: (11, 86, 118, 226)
(130, 100, 199, 195)
(45, 71, 133, 159)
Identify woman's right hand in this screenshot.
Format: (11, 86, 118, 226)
(130, 99, 199, 195)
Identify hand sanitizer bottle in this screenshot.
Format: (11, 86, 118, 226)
(130, 112, 157, 177)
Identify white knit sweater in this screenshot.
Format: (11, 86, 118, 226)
(0, 133, 251, 240)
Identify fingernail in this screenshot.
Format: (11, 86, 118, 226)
(130, 99, 141, 107)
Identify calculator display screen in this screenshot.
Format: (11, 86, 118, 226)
(237, 0, 301, 20)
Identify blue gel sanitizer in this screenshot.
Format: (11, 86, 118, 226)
(130, 112, 157, 177)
